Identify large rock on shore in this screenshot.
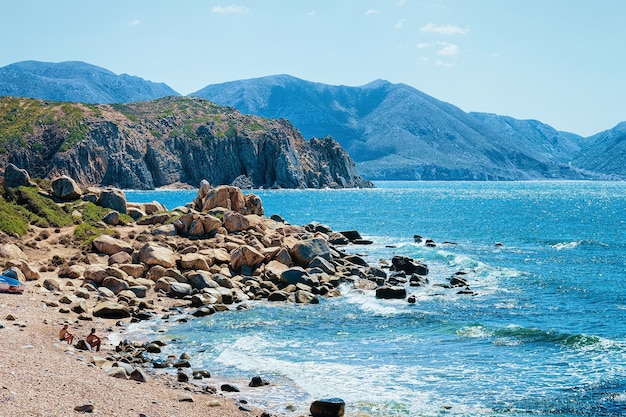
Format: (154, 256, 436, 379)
(51, 175, 82, 201)
(92, 301, 131, 318)
(93, 235, 133, 255)
(98, 189, 127, 214)
(139, 243, 177, 269)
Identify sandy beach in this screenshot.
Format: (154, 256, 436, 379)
(0, 224, 271, 417)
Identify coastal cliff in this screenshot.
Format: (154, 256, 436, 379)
(0, 96, 372, 189)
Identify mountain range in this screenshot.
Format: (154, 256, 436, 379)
(1, 61, 624, 180)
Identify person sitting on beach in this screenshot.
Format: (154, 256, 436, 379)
(59, 324, 74, 345)
(86, 328, 101, 352)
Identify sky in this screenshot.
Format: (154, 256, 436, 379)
(2, 0, 625, 137)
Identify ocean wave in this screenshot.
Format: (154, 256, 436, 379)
(550, 239, 610, 250)
(551, 240, 583, 250)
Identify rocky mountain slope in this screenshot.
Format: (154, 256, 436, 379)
(193, 75, 615, 180)
(573, 121, 626, 177)
(0, 61, 180, 104)
(0, 96, 371, 189)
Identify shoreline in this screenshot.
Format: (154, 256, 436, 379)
(0, 285, 268, 417)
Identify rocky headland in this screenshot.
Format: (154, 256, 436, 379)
(0, 96, 373, 190)
(0, 167, 472, 416)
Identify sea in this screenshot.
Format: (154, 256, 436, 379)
(122, 181, 626, 417)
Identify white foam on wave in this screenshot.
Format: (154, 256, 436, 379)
(213, 334, 494, 416)
(550, 241, 582, 250)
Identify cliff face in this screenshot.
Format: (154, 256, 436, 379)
(0, 97, 372, 189)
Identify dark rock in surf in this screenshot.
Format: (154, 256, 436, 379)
(375, 285, 407, 299)
(310, 397, 346, 417)
(391, 255, 429, 276)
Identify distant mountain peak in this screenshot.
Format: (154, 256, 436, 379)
(0, 60, 180, 104)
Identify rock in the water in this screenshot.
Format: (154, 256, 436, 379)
(391, 255, 429, 276)
(375, 285, 407, 299)
(310, 398, 345, 417)
(249, 376, 270, 387)
(221, 383, 240, 392)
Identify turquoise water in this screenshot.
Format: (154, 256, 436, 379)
(124, 181, 626, 416)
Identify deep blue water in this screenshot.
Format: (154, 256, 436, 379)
(124, 181, 626, 416)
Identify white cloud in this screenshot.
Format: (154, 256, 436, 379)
(126, 19, 141, 27)
(416, 42, 431, 49)
(211, 5, 250, 14)
(366, 9, 379, 15)
(437, 43, 459, 57)
(398, 0, 407, 6)
(488, 52, 499, 58)
(435, 59, 456, 67)
(308, 10, 315, 16)
(420, 22, 469, 35)
(395, 19, 407, 29)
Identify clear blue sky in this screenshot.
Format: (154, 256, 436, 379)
(2, 0, 624, 136)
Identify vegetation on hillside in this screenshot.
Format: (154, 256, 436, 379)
(0, 183, 122, 247)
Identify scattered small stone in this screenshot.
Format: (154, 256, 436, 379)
(177, 370, 189, 383)
(249, 376, 270, 387)
(74, 403, 94, 413)
(5, 315, 16, 321)
(206, 399, 221, 407)
(178, 393, 194, 402)
(220, 383, 240, 392)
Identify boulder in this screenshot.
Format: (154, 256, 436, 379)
(186, 271, 217, 290)
(108, 251, 132, 266)
(223, 211, 250, 233)
(102, 211, 120, 226)
(169, 282, 193, 298)
(281, 267, 313, 286)
(4, 259, 40, 281)
(230, 245, 265, 272)
(201, 215, 223, 234)
(102, 276, 130, 295)
(295, 290, 319, 304)
(391, 256, 429, 276)
(180, 253, 212, 271)
(290, 237, 332, 266)
(3, 163, 34, 189)
(83, 265, 109, 285)
(243, 193, 264, 215)
(201, 185, 245, 213)
(310, 398, 345, 417)
(375, 285, 407, 300)
(0, 243, 26, 260)
(139, 243, 177, 269)
(98, 188, 127, 214)
(92, 301, 131, 318)
(51, 175, 82, 201)
(93, 235, 133, 255)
